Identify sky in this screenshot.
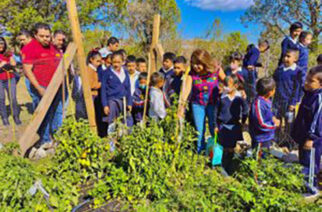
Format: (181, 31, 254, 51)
(177, 0, 262, 43)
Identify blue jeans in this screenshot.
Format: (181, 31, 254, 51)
(192, 104, 215, 154)
(25, 78, 38, 111)
(30, 86, 64, 143)
(0, 78, 19, 120)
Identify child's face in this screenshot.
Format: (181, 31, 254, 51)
(283, 52, 297, 67)
(267, 88, 276, 99)
(157, 79, 165, 89)
(163, 59, 173, 70)
(230, 60, 241, 70)
(104, 57, 111, 66)
(302, 34, 313, 46)
(90, 55, 102, 68)
(305, 74, 321, 92)
(127, 62, 137, 74)
(174, 62, 185, 76)
(259, 43, 269, 53)
(137, 62, 147, 73)
(291, 28, 302, 39)
(108, 43, 119, 52)
(139, 79, 147, 87)
(112, 55, 123, 71)
(225, 78, 237, 93)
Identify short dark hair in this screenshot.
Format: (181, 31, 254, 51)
(290, 22, 303, 33)
(0, 37, 8, 54)
(174, 56, 187, 64)
(86, 49, 101, 65)
(53, 29, 66, 37)
(111, 50, 124, 61)
(256, 77, 276, 96)
(33, 23, 51, 35)
(126, 55, 136, 64)
(224, 74, 240, 87)
(150, 72, 164, 86)
(307, 65, 322, 85)
(163, 52, 176, 62)
(285, 48, 299, 59)
(317, 54, 322, 65)
(138, 72, 148, 81)
(299, 31, 312, 43)
(107, 36, 119, 46)
(18, 29, 31, 38)
(136, 57, 146, 64)
(229, 52, 243, 61)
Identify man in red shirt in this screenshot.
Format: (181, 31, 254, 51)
(22, 23, 63, 145)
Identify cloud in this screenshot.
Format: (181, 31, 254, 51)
(184, 0, 254, 11)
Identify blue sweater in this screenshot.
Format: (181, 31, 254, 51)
(249, 96, 276, 143)
(243, 45, 260, 67)
(159, 68, 174, 81)
(291, 89, 322, 145)
(100, 66, 133, 108)
(164, 74, 183, 104)
(298, 43, 309, 79)
(215, 92, 248, 127)
(273, 64, 303, 106)
(279, 36, 299, 65)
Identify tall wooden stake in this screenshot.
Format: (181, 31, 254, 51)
(66, 0, 97, 130)
(150, 14, 161, 73)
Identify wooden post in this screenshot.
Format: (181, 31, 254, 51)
(66, 0, 97, 130)
(142, 52, 153, 124)
(19, 43, 77, 156)
(150, 14, 161, 73)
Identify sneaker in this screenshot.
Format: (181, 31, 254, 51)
(14, 117, 22, 125)
(2, 119, 9, 126)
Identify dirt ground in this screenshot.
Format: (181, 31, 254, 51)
(0, 77, 34, 144)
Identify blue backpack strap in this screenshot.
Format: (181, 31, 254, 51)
(309, 93, 322, 134)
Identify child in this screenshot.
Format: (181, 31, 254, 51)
(149, 72, 167, 121)
(298, 31, 313, 100)
(215, 74, 248, 174)
(98, 48, 112, 81)
(243, 39, 270, 104)
(136, 57, 147, 73)
(101, 51, 133, 132)
(164, 56, 187, 104)
(0, 37, 20, 126)
(279, 22, 303, 65)
(126, 55, 140, 96)
(132, 72, 147, 124)
(249, 77, 280, 151)
(159, 52, 176, 81)
(291, 66, 322, 196)
(273, 49, 303, 131)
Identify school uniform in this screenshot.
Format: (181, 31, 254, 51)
(163, 73, 183, 105)
(243, 46, 260, 104)
(0, 52, 20, 125)
(279, 36, 299, 65)
(132, 86, 146, 124)
(291, 89, 322, 189)
(215, 91, 248, 148)
(272, 64, 303, 118)
(149, 87, 167, 121)
(128, 70, 140, 96)
(298, 43, 309, 100)
(249, 96, 276, 148)
(101, 66, 133, 126)
(159, 67, 174, 82)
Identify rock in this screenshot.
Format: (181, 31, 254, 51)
(34, 148, 47, 160)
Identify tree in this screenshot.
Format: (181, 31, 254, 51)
(241, 0, 321, 50)
(0, 0, 127, 42)
(123, 0, 180, 52)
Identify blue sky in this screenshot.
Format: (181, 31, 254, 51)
(177, 0, 261, 43)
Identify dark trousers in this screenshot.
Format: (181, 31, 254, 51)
(93, 94, 108, 137)
(0, 78, 19, 120)
(299, 142, 321, 188)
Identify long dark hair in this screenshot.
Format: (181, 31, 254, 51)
(0, 37, 7, 54)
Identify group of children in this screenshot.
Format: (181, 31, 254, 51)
(80, 22, 322, 195)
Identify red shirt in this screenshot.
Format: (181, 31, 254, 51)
(22, 39, 62, 87)
(0, 52, 14, 80)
